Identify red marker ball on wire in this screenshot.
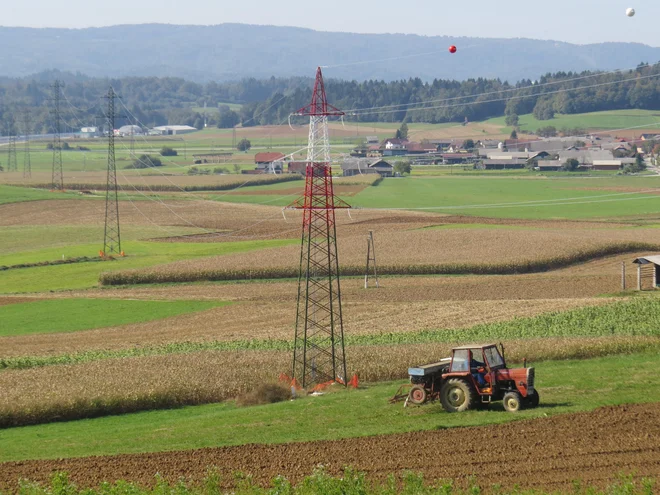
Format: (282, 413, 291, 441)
(449, 45, 457, 54)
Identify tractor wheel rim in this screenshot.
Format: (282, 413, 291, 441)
(506, 397, 519, 410)
(412, 389, 424, 401)
(448, 387, 465, 407)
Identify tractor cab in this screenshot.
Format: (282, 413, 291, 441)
(442, 343, 537, 412)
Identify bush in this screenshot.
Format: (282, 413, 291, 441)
(187, 166, 210, 175)
(236, 383, 291, 407)
(160, 146, 178, 156)
(213, 167, 229, 174)
(237, 138, 251, 152)
(124, 154, 163, 169)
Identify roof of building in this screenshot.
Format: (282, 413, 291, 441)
(342, 158, 392, 170)
(406, 142, 437, 152)
(152, 125, 197, 132)
(633, 255, 660, 265)
(537, 160, 562, 168)
(254, 152, 286, 163)
(483, 159, 529, 165)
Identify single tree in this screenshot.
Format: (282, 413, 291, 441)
(396, 122, 409, 140)
(394, 160, 411, 175)
(504, 113, 519, 127)
(462, 139, 475, 150)
(561, 158, 580, 172)
(237, 138, 251, 152)
(510, 130, 518, 139)
(233, 163, 242, 174)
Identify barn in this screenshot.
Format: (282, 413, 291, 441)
(632, 256, 660, 290)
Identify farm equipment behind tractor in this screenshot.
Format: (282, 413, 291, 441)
(390, 343, 539, 412)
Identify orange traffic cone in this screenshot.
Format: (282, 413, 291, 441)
(348, 374, 359, 389)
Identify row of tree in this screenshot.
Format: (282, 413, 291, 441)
(1, 63, 660, 132)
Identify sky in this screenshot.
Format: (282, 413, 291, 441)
(3, 0, 660, 46)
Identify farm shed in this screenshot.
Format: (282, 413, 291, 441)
(287, 161, 307, 174)
(632, 256, 660, 290)
(342, 158, 393, 177)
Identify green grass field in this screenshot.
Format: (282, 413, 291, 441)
(0, 298, 229, 337)
(0, 351, 656, 462)
(0, 238, 297, 293)
(211, 175, 660, 220)
(0, 185, 83, 204)
(485, 109, 660, 133)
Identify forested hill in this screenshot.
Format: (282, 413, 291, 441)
(1, 23, 660, 83)
(2, 63, 660, 131)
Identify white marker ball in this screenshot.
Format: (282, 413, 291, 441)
(626, 7, 635, 17)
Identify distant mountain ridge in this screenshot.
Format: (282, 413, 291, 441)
(1, 23, 660, 82)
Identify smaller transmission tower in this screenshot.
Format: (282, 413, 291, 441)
(22, 109, 32, 179)
(364, 231, 379, 289)
(6, 117, 18, 172)
(50, 80, 65, 190)
(101, 87, 122, 258)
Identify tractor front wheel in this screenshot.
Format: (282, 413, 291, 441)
(408, 385, 427, 405)
(440, 378, 476, 413)
(503, 391, 523, 412)
(524, 390, 540, 409)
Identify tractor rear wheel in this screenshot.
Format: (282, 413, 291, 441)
(524, 390, 540, 409)
(408, 385, 427, 405)
(503, 391, 523, 412)
(440, 378, 476, 413)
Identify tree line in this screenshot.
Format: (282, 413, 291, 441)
(0, 63, 659, 133)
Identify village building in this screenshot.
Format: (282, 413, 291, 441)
(341, 158, 393, 177)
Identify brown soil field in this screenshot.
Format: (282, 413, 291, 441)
(117, 224, 660, 279)
(0, 171, 297, 187)
(0, 251, 643, 359)
(0, 297, 614, 358)
(1, 403, 658, 492)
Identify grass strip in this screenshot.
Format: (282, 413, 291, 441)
(3, 297, 660, 370)
(8, 470, 656, 495)
(99, 242, 659, 285)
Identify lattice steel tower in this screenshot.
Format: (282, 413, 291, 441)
(290, 67, 349, 388)
(102, 87, 122, 257)
(50, 81, 64, 190)
(6, 116, 18, 172)
(22, 109, 32, 179)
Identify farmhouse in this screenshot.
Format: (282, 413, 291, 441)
(482, 158, 529, 170)
(117, 125, 143, 137)
(342, 158, 393, 177)
(254, 152, 286, 173)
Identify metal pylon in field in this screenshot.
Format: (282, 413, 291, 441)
(101, 87, 122, 258)
(6, 117, 18, 172)
(50, 80, 64, 190)
(289, 67, 349, 388)
(22, 108, 32, 179)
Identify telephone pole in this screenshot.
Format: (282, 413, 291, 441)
(364, 231, 379, 288)
(101, 87, 122, 258)
(22, 109, 32, 179)
(50, 80, 65, 190)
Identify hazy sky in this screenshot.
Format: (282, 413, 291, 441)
(4, 0, 659, 46)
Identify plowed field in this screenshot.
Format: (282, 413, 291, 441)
(1, 403, 658, 492)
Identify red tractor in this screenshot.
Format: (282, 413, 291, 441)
(394, 343, 538, 412)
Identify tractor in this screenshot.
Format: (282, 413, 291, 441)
(391, 343, 539, 412)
